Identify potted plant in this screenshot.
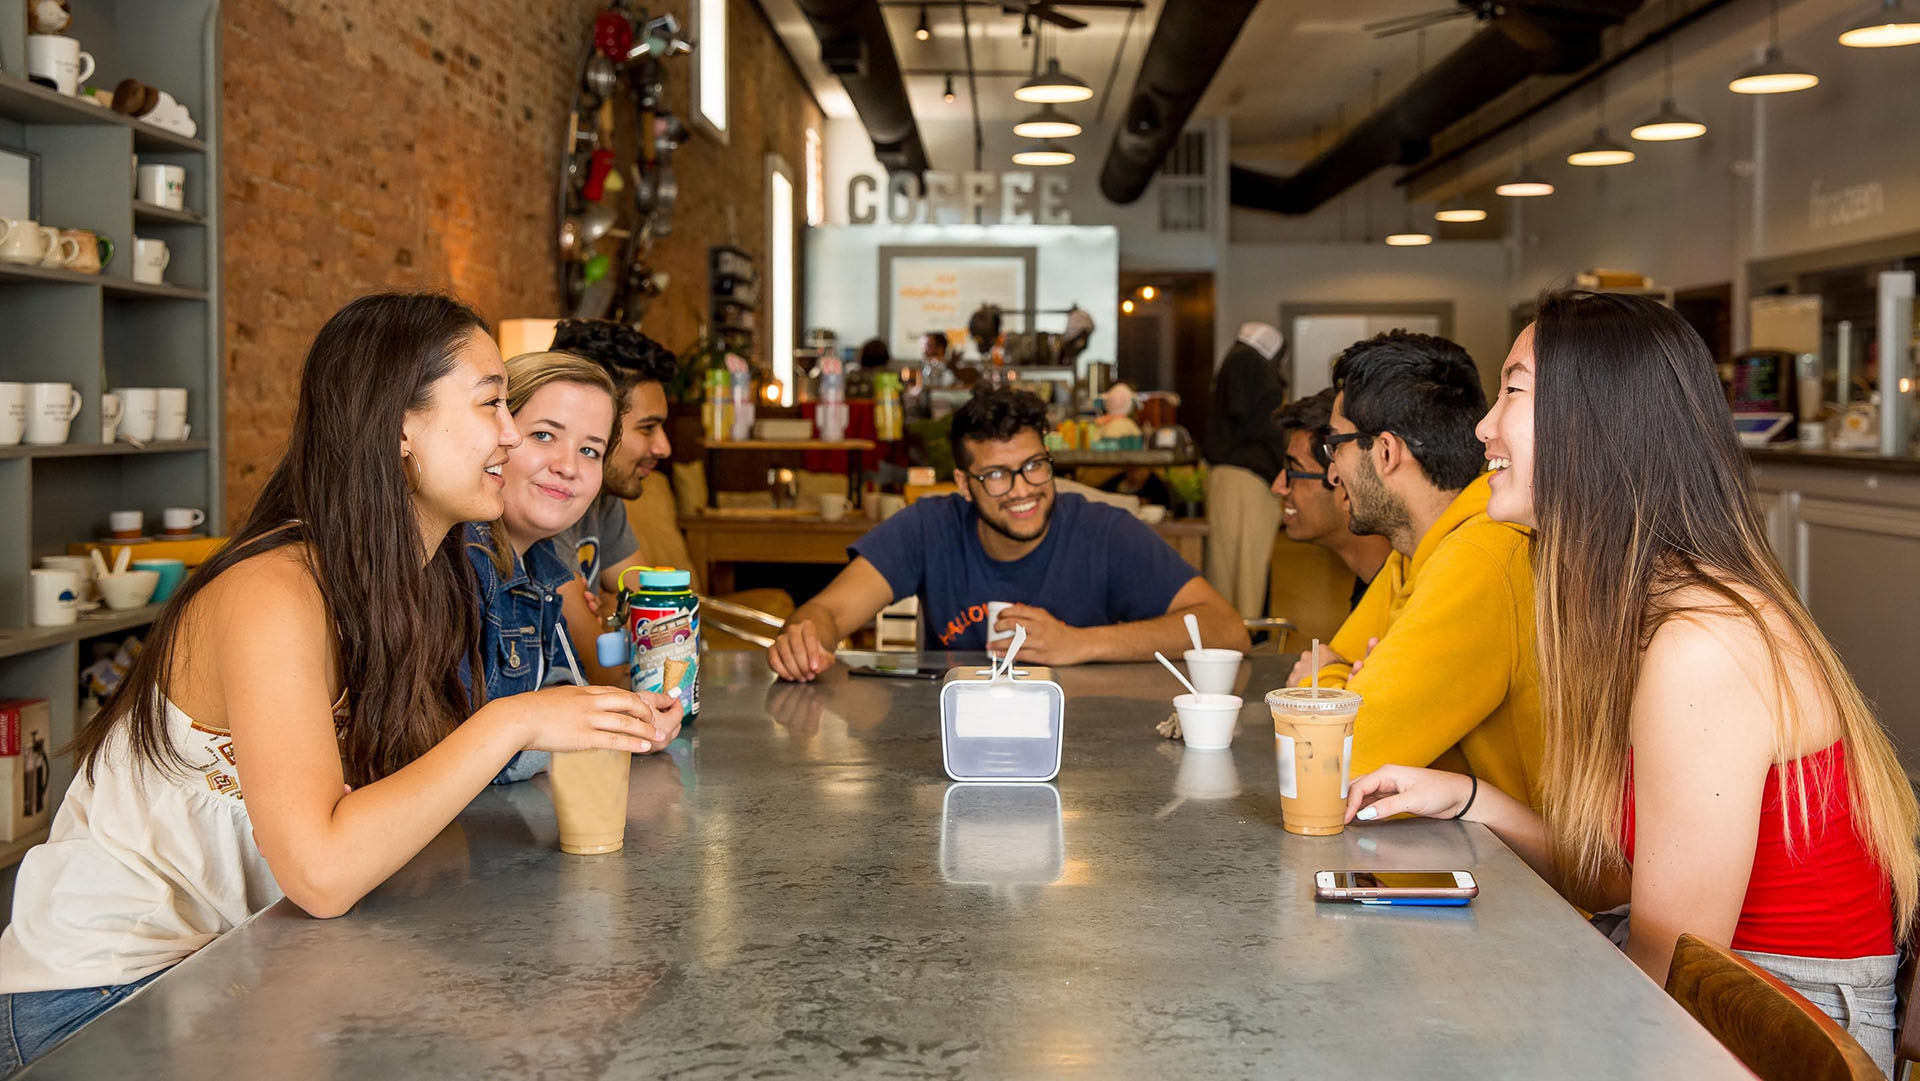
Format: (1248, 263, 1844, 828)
(1166, 464, 1206, 520)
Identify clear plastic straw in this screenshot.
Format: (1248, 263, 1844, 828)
(1312, 638, 1321, 691)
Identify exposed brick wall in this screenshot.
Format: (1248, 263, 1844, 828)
(221, 0, 820, 523)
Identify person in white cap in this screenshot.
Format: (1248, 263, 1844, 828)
(1202, 322, 1290, 621)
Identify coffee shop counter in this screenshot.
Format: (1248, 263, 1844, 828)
(1746, 446, 1920, 781)
(21, 652, 1747, 1080)
(681, 511, 1208, 594)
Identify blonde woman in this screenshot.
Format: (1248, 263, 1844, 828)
(469, 350, 683, 783)
(1345, 291, 1917, 1074)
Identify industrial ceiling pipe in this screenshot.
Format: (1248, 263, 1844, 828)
(1097, 0, 1261, 206)
(793, 0, 931, 174)
(1232, 0, 1646, 216)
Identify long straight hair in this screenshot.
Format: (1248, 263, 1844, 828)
(1529, 290, 1919, 936)
(75, 293, 493, 788)
(484, 350, 623, 576)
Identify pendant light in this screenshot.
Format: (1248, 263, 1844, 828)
(1497, 120, 1553, 197)
(1568, 128, 1635, 166)
(1839, 0, 1920, 46)
(1014, 57, 1092, 104)
(1385, 226, 1434, 246)
(1012, 104, 1081, 139)
(1011, 139, 1074, 166)
(1632, 2, 1708, 141)
(914, 4, 931, 41)
(942, 73, 956, 103)
(1730, 0, 1819, 93)
(1434, 200, 1488, 223)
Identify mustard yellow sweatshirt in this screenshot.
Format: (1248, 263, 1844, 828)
(1310, 475, 1545, 811)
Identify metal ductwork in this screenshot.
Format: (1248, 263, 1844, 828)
(791, 0, 930, 175)
(1232, 0, 1647, 216)
(1098, 0, 1261, 205)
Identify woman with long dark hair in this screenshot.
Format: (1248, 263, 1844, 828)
(0, 294, 675, 1066)
(1344, 291, 1917, 1073)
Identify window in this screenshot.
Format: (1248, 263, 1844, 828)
(694, 0, 728, 141)
(768, 155, 796, 406)
(804, 128, 824, 227)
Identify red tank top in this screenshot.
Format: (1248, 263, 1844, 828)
(1623, 742, 1894, 958)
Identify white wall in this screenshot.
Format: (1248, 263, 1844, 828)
(1223, 242, 1514, 390)
(805, 223, 1121, 363)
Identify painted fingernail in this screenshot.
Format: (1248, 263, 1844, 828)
(1356, 807, 1378, 821)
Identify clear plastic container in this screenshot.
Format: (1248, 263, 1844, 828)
(939, 665, 1064, 781)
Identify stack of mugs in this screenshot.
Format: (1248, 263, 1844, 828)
(0, 219, 112, 275)
(0, 386, 191, 447)
(0, 383, 81, 446)
(109, 388, 190, 443)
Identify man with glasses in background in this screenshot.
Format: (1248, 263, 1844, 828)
(1289, 330, 1547, 814)
(1269, 388, 1392, 612)
(768, 387, 1247, 681)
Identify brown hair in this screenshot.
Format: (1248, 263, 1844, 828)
(484, 350, 624, 576)
(1528, 290, 1919, 935)
(75, 293, 494, 788)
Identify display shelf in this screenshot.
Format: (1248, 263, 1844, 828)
(133, 200, 206, 226)
(706, 439, 876, 451)
(0, 264, 203, 299)
(1052, 448, 1199, 468)
(0, 605, 164, 661)
(100, 278, 207, 301)
(0, 73, 205, 152)
(0, 440, 209, 460)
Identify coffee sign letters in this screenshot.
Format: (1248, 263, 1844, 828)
(848, 170, 1071, 226)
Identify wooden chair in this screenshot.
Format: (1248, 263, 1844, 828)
(1665, 932, 1883, 1081)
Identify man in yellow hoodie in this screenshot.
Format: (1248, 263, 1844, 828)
(1288, 330, 1543, 812)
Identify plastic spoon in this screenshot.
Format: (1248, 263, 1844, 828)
(112, 546, 131, 575)
(1153, 651, 1201, 698)
(1183, 612, 1204, 653)
(89, 548, 111, 581)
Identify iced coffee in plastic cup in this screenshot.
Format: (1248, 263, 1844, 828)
(549, 749, 632, 854)
(1266, 687, 1362, 836)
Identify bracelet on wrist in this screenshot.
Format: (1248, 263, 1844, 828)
(1450, 774, 1479, 820)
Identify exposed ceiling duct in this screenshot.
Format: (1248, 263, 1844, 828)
(1231, 0, 1648, 216)
(791, 0, 931, 174)
(1097, 0, 1261, 205)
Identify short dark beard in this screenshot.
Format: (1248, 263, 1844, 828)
(1342, 454, 1410, 542)
(972, 490, 1053, 547)
(601, 457, 656, 501)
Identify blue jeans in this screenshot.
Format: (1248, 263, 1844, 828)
(0, 970, 163, 1072)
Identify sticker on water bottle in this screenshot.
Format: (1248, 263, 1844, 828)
(1276, 734, 1297, 799)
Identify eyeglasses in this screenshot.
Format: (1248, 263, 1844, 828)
(1321, 430, 1370, 462)
(1322, 429, 1423, 463)
(1283, 466, 1328, 485)
(968, 453, 1054, 496)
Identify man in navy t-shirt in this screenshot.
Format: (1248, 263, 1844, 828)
(767, 388, 1249, 681)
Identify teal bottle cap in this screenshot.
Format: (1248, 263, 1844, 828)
(637, 568, 692, 589)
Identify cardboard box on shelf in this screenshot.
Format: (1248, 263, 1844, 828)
(0, 700, 51, 842)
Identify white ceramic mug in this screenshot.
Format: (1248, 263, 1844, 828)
(154, 387, 188, 440)
(0, 383, 25, 446)
(26, 35, 95, 97)
(30, 568, 81, 628)
(24, 382, 81, 445)
(118, 388, 158, 441)
(108, 510, 143, 539)
(137, 164, 187, 210)
(99, 392, 123, 443)
(38, 556, 97, 605)
(817, 492, 848, 521)
(161, 507, 206, 535)
(131, 237, 170, 284)
(36, 232, 80, 269)
(0, 218, 58, 265)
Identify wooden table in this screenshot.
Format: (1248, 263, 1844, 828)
(681, 513, 1209, 594)
(24, 652, 1750, 1080)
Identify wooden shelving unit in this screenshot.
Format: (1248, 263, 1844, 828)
(0, 0, 222, 823)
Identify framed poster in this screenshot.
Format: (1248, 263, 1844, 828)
(879, 245, 1037, 359)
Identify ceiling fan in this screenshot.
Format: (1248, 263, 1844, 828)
(999, 0, 1144, 33)
(1363, 0, 1505, 38)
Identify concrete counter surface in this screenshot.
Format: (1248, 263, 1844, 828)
(1748, 445, 1920, 475)
(24, 653, 1746, 1080)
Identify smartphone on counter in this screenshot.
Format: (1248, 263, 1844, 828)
(847, 663, 943, 681)
(1314, 870, 1478, 906)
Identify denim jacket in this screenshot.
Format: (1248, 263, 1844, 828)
(464, 523, 579, 784)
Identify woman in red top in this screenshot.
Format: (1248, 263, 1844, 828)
(1346, 291, 1918, 1074)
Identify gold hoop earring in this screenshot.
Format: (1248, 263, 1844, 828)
(402, 452, 423, 493)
